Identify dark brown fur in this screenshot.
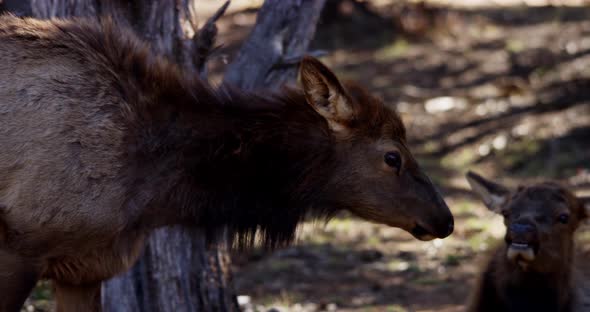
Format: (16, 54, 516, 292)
(0, 15, 453, 311)
(467, 172, 590, 312)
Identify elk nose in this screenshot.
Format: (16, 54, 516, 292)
(509, 222, 535, 235)
(446, 220, 454, 236)
(432, 216, 454, 238)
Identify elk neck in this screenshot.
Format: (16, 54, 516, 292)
(122, 76, 340, 248)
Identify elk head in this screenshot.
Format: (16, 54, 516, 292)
(467, 171, 590, 271)
(299, 57, 454, 240)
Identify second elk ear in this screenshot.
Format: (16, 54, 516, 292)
(466, 171, 510, 214)
(299, 56, 354, 134)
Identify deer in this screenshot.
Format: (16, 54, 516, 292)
(0, 14, 454, 311)
(466, 171, 590, 312)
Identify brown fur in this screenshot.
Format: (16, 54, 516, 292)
(0, 14, 453, 311)
(467, 172, 590, 312)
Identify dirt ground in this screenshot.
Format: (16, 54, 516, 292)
(24, 1, 590, 311)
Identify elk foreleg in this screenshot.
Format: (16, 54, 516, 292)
(54, 281, 102, 312)
(0, 249, 41, 312)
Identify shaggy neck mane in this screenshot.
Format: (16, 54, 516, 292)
(124, 68, 338, 249)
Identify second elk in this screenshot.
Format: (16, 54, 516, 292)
(466, 171, 590, 312)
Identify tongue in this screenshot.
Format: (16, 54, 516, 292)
(507, 244, 535, 262)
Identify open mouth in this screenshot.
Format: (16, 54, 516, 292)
(507, 242, 538, 262)
(411, 224, 436, 241)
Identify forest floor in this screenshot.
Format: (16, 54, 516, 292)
(25, 1, 590, 311)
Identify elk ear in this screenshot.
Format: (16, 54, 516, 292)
(579, 196, 590, 219)
(300, 56, 353, 133)
(466, 171, 510, 214)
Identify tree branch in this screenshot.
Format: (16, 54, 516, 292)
(276, 49, 329, 67)
(223, 0, 327, 90)
(192, 0, 231, 77)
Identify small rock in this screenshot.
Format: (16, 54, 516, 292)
(492, 134, 507, 150)
(424, 96, 467, 113)
(397, 251, 416, 261)
(237, 295, 251, 306)
(358, 249, 383, 262)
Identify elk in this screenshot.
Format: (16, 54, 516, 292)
(466, 171, 590, 312)
(0, 15, 454, 311)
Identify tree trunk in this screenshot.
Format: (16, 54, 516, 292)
(102, 227, 237, 312)
(224, 0, 327, 90)
(3, 0, 326, 310)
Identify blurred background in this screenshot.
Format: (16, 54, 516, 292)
(18, 0, 590, 311)
(221, 0, 590, 311)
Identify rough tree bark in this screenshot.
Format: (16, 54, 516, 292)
(2, 0, 326, 310)
(224, 0, 327, 90)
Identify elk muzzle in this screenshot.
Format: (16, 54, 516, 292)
(409, 172, 454, 240)
(506, 221, 539, 264)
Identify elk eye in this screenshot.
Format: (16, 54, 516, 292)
(384, 151, 402, 172)
(557, 214, 569, 224)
